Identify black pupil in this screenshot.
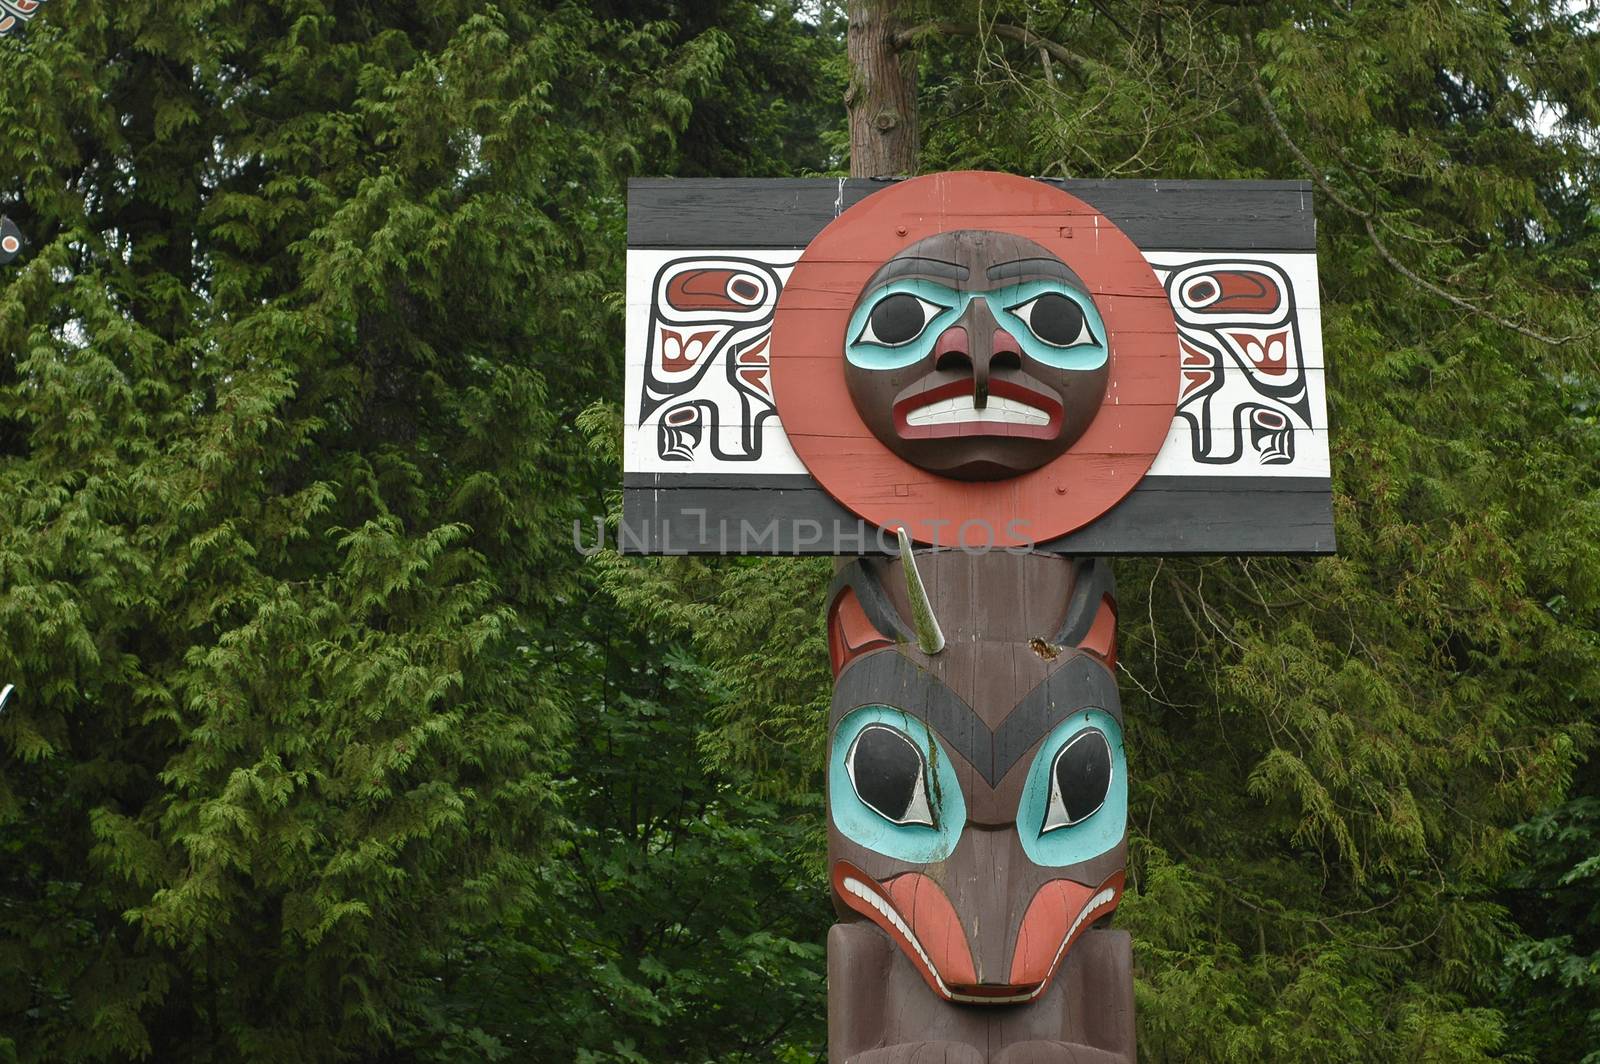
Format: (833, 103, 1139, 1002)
(852, 726, 923, 822)
(1053, 732, 1111, 824)
(731, 279, 758, 299)
(868, 293, 928, 345)
(1028, 293, 1087, 346)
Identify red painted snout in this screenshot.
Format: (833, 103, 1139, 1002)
(833, 861, 1125, 1005)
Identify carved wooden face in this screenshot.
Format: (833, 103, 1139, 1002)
(843, 231, 1111, 481)
(825, 551, 1125, 1004)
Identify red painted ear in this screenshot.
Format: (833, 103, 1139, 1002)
(828, 587, 897, 677)
(1078, 594, 1117, 670)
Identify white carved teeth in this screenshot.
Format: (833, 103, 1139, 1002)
(843, 877, 1117, 1005)
(1026, 887, 1118, 1002)
(905, 395, 1049, 427)
(842, 876, 949, 996)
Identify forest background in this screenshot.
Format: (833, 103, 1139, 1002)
(0, 1, 1597, 1061)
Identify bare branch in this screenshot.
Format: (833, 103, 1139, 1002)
(1247, 64, 1591, 347)
(895, 19, 1092, 72)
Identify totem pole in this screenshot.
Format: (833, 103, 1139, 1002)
(622, 172, 1329, 1060)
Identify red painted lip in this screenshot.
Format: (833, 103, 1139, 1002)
(893, 378, 1064, 441)
(833, 861, 1124, 1006)
(1008, 871, 1125, 989)
(833, 862, 976, 1002)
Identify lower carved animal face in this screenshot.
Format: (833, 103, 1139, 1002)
(843, 230, 1111, 481)
(825, 551, 1125, 1004)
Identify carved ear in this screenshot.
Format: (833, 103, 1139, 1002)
(1053, 558, 1118, 669)
(1077, 592, 1118, 669)
(826, 560, 913, 677)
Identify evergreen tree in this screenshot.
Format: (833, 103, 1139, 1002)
(0, 2, 833, 1060)
(4, 1, 1598, 1061)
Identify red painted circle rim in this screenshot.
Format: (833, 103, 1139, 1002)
(769, 171, 1179, 548)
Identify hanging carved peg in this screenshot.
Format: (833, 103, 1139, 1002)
(896, 528, 944, 655)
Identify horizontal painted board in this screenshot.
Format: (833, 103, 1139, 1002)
(629, 178, 1316, 252)
(617, 475, 1335, 555)
(624, 247, 1330, 481)
(622, 178, 1330, 555)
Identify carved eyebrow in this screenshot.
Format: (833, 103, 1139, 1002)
(873, 257, 970, 283)
(986, 258, 1088, 288)
(830, 651, 1121, 787)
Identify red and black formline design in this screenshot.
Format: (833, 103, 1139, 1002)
(641, 256, 793, 462)
(0, 0, 49, 38)
(1160, 259, 1312, 466)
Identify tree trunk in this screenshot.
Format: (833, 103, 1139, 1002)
(846, 0, 917, 178)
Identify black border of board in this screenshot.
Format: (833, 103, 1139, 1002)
(617, 475, 1335, 556)
(628, 178, 1315, 252)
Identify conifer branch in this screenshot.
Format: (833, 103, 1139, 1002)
(894, 19, 1092, 73)
(1248, 64, 1591, 347)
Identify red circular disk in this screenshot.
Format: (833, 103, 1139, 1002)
(769, 171, 1180, 548)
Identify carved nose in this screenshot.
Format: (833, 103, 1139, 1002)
(932, 303, 1023, 409)
(952, 825, 1022, 984)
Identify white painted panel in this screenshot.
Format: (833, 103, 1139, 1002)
(624, 249, 1328, 479)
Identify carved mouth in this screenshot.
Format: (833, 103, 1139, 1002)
(834, 861, 1123, 1005)
(1007, 884, 1119, 991)
(893, 379, 1063, 441)
(837, 873, 958, 999)
(1006, 872, 1126, 990)
(905, 394, 1051, 428)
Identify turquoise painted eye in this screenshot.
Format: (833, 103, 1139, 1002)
(845, 280, 961, 370)
(830, 707, 966, 863)
(856, 293, 946, 348)
(847, 724, 936, 826)
(1008, 293, 1098, 349)
(1040, 729, 1113, 832)
(992, 281, 1109, 371)
(1017, 710, 1126, 867)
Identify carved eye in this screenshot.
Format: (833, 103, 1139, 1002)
(846, 724, 936, 826)
(1041, 729, 1112, 832)
(1008, 292, 1097, 348)
(856, 293, 947, 347)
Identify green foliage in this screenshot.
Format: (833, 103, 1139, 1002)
(0, 1, 835, 1060)
(2, 0, 1598, 1062)
(1498, 759, 1600, 1063)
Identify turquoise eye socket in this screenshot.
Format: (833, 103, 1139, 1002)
(845, 279, 1108, 373)
(994, 282, 1109, 371)
(830, 707, 966, 863)
(1008, 294, 1096, 348)
(1017, 710, 1126, 867)
(846, 280, 961, 371)
(856, 293, 947, 348)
